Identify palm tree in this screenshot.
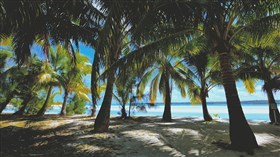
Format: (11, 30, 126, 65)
(113, 67, 138, 119)
(0, 52, 16, 114)
(235, 30, 280, 124)
(56, 46, 91, 116)
(13, 57, 43, 115)
(92, 0, 197, 131)
(184, 51, 221, 121)
(190, 1, 280, 149)
(137, 48, 187, 122)
(0, 0, 97, 64)
(36, 62, 61, 116)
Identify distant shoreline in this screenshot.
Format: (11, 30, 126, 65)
(113, 100, 280, 105)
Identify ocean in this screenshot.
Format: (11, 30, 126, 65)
(3, 101, 279, 121)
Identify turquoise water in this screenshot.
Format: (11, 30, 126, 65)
(4, 101, 278, 121)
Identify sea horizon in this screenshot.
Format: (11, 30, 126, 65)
(3, 100, 279, 121)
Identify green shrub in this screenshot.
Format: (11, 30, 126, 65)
(66, 94, 86, 116)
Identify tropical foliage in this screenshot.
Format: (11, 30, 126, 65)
(1, 0, 280, 152)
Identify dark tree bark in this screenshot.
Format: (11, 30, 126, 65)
(94, 69, 116, 132)
(60, 90, 69, 116)
(162, 74, 172, 122)
(217, 45, 258, 150)
(128, 99, 132, 117)
(13, 95, 32, 116)
(265, 87, 280, 124)
(200, 93, 212, 121)
(91, 52, 99, 117)
(37, 86, 53, 116)
(0, 93, 14, 114)
(91, 106, 96, 117)
(121, 104, 127, 119)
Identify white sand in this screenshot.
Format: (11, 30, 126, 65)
(1, 116, 279, 157)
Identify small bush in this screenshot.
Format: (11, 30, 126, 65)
(66, 94, 86, 116)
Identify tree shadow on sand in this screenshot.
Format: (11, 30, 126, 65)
(1, 116, 280, 157)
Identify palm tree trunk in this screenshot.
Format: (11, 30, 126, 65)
(162, 76, 172, 122)
(37, 86, 53, 116)
(200, 94, 212, 121)
(91, 107, 96, 117)
(60, 90, 68, 116)
(91, 52, 99, 117)
(121, 104, 127, 119)
(217, 49, 258, 150)
(0, 93, 14, 114)
(13, 95, 32, 116)
(266, 87, 280, 124)
(128, 99, 132, 117)
(94, 69, 115, 132)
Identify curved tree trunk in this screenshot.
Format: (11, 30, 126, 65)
(0, 93, 14, 114)
(121, 104, 127, 119)
(94, 69, 116, 132)
(91, 52, 99, 117)
(266, 87, 280, 124)
(60, 90, 69, 116)
(128, 100, 132, 117)
(218, 49, 258, 150)
(37, 86, 53, 116)
(162, 75, 172, 122)
(200, 94, 212, 121)
(91, 106, 96, 117)
(13, 95, 32, 116)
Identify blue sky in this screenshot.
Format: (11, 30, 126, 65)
(31, 42, 279, 103)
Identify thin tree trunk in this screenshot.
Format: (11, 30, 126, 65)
(266, 87, 280, 124)
(217, 49, 258, 150)
(0, 93, 14, 114)
(60, 90, 68, 116)
(91, 52, 99, 117)
(91, 106, 96, 117)
(200, 94, 212, 121)
(121, 104, 127, 119)
(37, 86, 53, 116)
(13, 95, 32, 116)
(94, 69, 115, 132)
(162, 75, 172, 122)
(128, 100, 132, 117)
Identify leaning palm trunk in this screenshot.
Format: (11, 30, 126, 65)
(60, 90, 69, 116)
(200, 93, 212, 121)
(37, 86, 53, 116)
(121, 104, 127, 119)
(217, 46, 258, 150)
(265, 87, 280, 124)
(0, 93, 13, 114)
(13, 95, 32, 116)
(91, 107, 96, 117)
(91, 52, 99, 117)
(162, 76, 172, 122)
(94, 69, 116, 132)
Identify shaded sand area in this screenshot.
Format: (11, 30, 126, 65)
(1, 115, 279, 157)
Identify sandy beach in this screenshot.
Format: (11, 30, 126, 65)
(1, 115, 279, 157)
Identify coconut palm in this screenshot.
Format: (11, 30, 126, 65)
(92, 0, 198, 132)
(113, 67, 139, 119)
(56, 46, 91, 116)
(12, 57, 44, 115)
(0, 49, 15, 113)
(184, 51, 221, 121)
(136, 48, 187, 122)
(235, 30, 280, 124)
(0, 0, 97, 64)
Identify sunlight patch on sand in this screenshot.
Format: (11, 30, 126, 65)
(140, 123, 158, 127)
(122, 129, 186, 157)
(165, 128, 202, 138)
(255, 133, 280, 146)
